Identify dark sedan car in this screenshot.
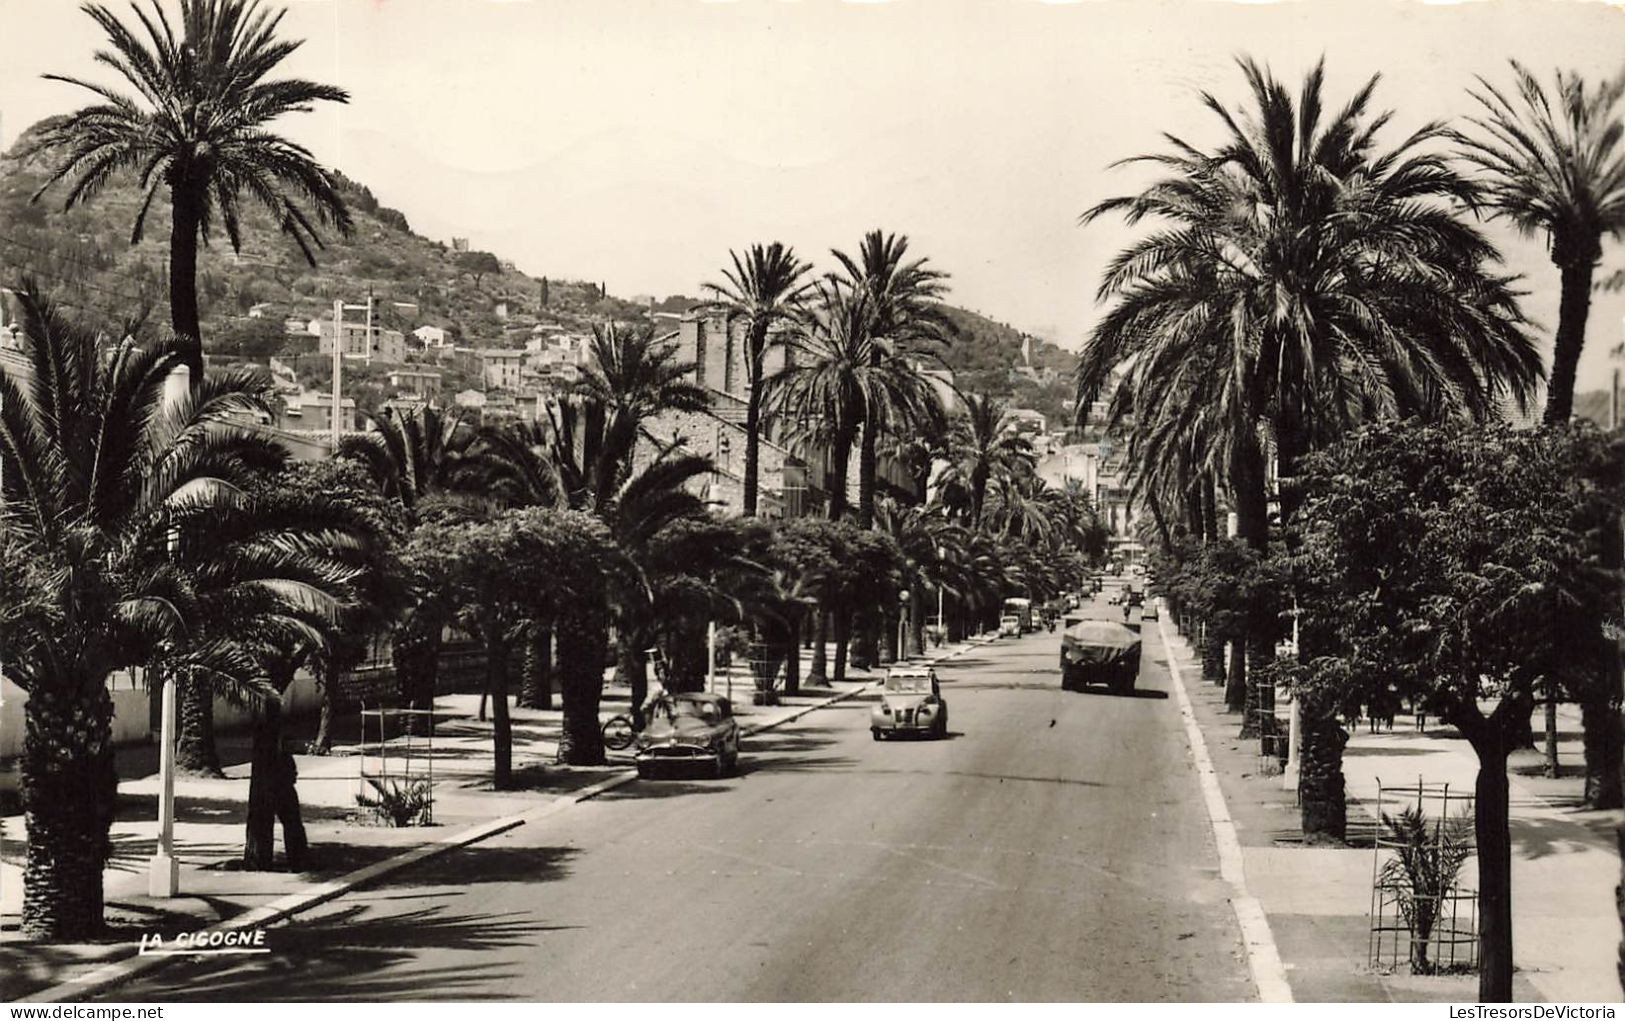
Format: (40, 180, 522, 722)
(635, 692, 741, 778)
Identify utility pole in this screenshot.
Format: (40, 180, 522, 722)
(331, 299, 343, 452)
(149, 362, 189, 898)
(364, 288, 375, 363)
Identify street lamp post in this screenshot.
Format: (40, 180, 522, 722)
(149, 362, 189, 898)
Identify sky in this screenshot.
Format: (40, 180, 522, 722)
(3, 0, 1625, 392)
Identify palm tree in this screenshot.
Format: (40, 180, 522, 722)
(1456, 62, 1625, 425)
(337, 404, 476, 725)
(700, 243, 817, 517)
(1080, 56, 1542, 840)
(0, 287, 349, 938)
(30, 0, 353, 382)
(571, 321, 709, 508)
(1456, 62, 1625, 800)
(831, 230, 951, 528)
(766, 282, 873, 521)
(940, 393, 1036, 528)
(339, 405, 477, 513)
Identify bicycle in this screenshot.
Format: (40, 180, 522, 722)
(601, 648, 669, 751)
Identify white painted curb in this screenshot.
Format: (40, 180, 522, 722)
(1156, 616, 1295, 1004)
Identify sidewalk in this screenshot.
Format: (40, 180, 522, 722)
(0, 633, 992, 1002)
(1156, 620, 1620, 1003)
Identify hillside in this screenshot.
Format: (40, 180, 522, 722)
(0, 117, 1074, 422)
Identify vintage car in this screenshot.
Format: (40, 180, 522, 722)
(998, 614, 1022, 637)
(1060, 619, 1141, 695)
(1142, 599, 1160, 621)
(872, 667, 948, 740)
(635, 692, 741, 778)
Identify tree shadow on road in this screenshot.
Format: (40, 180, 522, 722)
(116, 903, 552, 1001)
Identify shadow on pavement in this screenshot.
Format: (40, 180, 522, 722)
(1062, 687, 1170, 701)
(376, 843, 578, 889)
(123, 903, 549, 1001)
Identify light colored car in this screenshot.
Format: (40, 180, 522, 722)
(871, 667, 948, 740)
(1143, 599, 1160, 621)
(635, 692, 740, 778)
(999, 614, 1022, 637)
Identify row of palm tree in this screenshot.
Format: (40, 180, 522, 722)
(1087, 56, 1624, 1003)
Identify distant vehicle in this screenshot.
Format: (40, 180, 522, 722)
(1002, 597, 1034, 633)
(1129, 563, 1146, 577)
(999, 614, 1022, 637)
(1060, 619, 1142, 695)
(872, 667, 948, 740)
(1143, 600, 1160, 621)
(635, 692, 740, 778)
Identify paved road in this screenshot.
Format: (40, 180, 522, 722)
(113, 612, 1254, 1001)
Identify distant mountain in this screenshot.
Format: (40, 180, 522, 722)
(0, 117, 1074, 422)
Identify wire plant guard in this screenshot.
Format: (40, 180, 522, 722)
(356, 702, 437, 826)
(1368, 777, 1478, 975)
(748, 638, 785, 706)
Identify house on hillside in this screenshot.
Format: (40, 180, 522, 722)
(454, 347, 524, 391)
(413, 324, 450, 350)
(319, 319, 406, 364)
(387, 367, 443, 400)
(272, 389, 356, 435)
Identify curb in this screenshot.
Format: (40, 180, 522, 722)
(1155, 616, 1295, 1004)
(24, 678, 880, 1003)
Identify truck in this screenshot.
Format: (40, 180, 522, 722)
(1002, 597, 1034, 634)
(1059, 619, 1142, 695)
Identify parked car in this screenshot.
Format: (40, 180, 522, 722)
(635, 692, 740, 778)
(1143, 600, 1160, 621)
(871, 667, 948, 740)
(999, 614, 1022, 637)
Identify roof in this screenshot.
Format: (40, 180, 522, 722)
(885, 666, 936, 678)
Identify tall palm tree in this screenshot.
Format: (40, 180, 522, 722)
(766, 282, 878, 522)
(1080, 56, 1542, 842)
(1456, 62, 1625, 808)
(940, 393, 1036, 528)
(572, 321, 708, 508)
(1456, 62, 1625, 425)
(31, 0, 353, 382)
(0, 287, 349, 938)
(700, 243, 817, 516)
(831, 230, 951, 528)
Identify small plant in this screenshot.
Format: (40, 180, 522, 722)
(356, 776, 433, 827)
(1379, 805, 1473, 973)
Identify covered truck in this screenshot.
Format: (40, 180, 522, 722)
(1059, 619, 1142, 695)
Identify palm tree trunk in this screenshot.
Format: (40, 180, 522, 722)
(1298, 701, 1348, 841)
(858, 420, 879, 529)
(783, 613, 802, 695)
(833, 613, 851, 684)
(175, 670, 223, 777)
(743, 387, 763, 517)
(168, 183, 206, 383)
(827, 431, 854, 521)
(555, 608, 608, 766)
(809, 610, 829, 684)
(244, 698, 283, 870)
(909, 584, 926, 657)
(312, 659, 336, 754)
(519, 624, 553, 710)
(1542, 258, 1598, 426)
(20, 683, 118, 940)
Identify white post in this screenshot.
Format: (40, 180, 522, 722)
(706, 621, 717, 695)
(148, 675, 179, 896)
(1282, 697, 1302, 793)
(149, 361, 188, 897)
(331, 299, 344, 451)
(364, 291, 374, 364)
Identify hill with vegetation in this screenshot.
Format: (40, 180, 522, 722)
(0, 118, 1075, 423)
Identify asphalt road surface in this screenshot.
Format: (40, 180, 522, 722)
(113, 607, 1255, 1002)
